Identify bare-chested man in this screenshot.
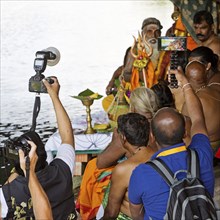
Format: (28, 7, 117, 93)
(193, 10, 220, 70)
(102, 112, 155, 219)
(188, 46, 220, 91)
(181, 60, 220, 154)
(172, 10, 220, 112)
(172, 46, 220, 112)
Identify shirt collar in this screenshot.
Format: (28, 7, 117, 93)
(151, 142, 185, 159)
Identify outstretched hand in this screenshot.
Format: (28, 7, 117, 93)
(43, 76, 60, 98)
(19, 141, 38, 177)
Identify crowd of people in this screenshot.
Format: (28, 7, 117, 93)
(0, 4, 219, 220)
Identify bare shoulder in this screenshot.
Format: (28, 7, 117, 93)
(197, 88, 220, 108)
(114, 65, 123, 76)
(201, 86, 219, 97)
(213, 36, 220, 46)
(210, 36, 220, 56)
(112, 160, 140, 184)
(208, 73, 220, 92)
(113, 159, 135, 176)
(112, 148, 154, 177)
(213, 35, 220, 43)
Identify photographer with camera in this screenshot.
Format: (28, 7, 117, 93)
(0, 77, 77, 220)
(19, 140, 53, 220)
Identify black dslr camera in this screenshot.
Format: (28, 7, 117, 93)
(158, 36, 187, 88)
(29, 47, 60, 93)
(1, 137, 30, 162)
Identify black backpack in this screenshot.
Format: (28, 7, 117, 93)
(147, 149, 217, 220)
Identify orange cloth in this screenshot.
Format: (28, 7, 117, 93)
(76, 158, 114, 219)
(130, 67, 140, 90)
(174, 16, 198, 51)
(146, 61, 156, 88)
(155, 51, 171, 81)
(154, 17, 198, 82)
(130, 15, 198, 91)
(186, 37, 198, 51)
(175, 17, 186, 32)
(130, 51, 156, 90)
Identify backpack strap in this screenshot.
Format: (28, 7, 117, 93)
(187, 149, 200, 178)
(146, 158, 175, 186)
(147, 149, 200, 186)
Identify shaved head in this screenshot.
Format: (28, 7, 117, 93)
(151, 107, 185, 146)
(185, 60, 207, 84)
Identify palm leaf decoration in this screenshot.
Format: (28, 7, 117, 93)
(71, 88, 103, 101)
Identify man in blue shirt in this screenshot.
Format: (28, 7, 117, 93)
(128, 66, 214, 220)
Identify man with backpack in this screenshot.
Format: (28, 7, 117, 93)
(128, 66, 216, 219)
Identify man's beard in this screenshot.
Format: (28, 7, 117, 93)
(144, 38, 160, 70)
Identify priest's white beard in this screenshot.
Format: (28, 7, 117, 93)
(145, 39, 160, 70)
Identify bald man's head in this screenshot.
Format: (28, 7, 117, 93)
(151, 107, 185, 147)
(185, 60, 207, 85)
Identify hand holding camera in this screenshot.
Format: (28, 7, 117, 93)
(19, 141, 38, 177)
(1, 137, 31, 162)
(43, 76, 60, 98)
(29, 47, 60, 93)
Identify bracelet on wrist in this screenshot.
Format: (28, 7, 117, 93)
(182, 82, 191, 89)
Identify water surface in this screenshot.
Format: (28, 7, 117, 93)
(1, 0, 174, 143)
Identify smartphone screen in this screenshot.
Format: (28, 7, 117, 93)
(158, 37, 187, 51)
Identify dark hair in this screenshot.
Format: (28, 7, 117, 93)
(142, 17, 163, 30)
(15, 131, 47, 176)
(193, 10, 214, 25)
(117, 112, 150, 147)
(151, 80, 175, 108)
(151, 109, 185, 146)
(189, 46, 219, 72)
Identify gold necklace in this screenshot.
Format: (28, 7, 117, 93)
(195, 85, 207, 94)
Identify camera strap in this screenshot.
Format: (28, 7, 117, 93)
(25, 155, 30, 182)
(25, 155, 31, 219)
(30, 94, 41, 131)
